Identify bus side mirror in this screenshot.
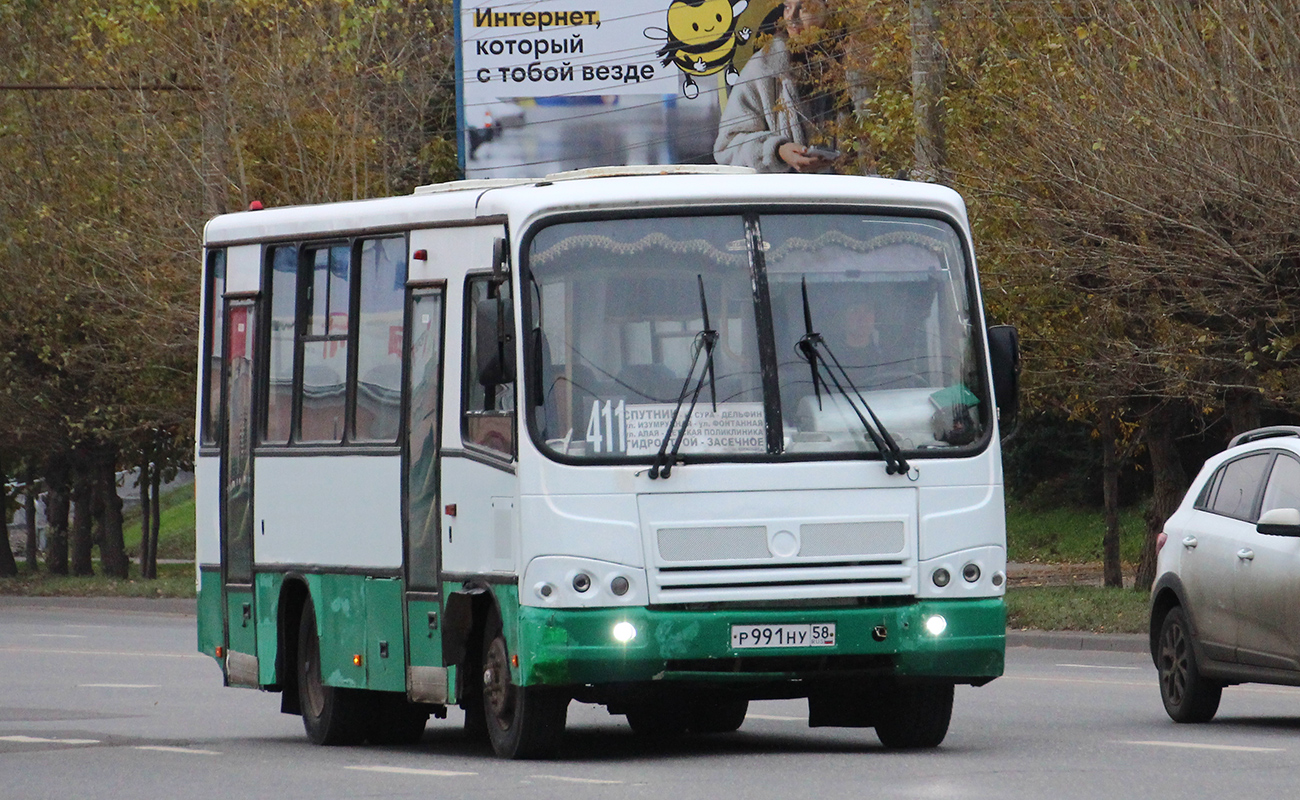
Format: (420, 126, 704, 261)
(987, 324, 1020, 425)
(476, 295, 515, 387)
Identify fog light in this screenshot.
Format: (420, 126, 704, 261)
(924, 615, 947, 636)
(572, 572, 592, 593)
(963, 563, 981, 583)
(612, 621, 637, 643)
(932, 568, 951, 587)
(610, 576, 630, 596)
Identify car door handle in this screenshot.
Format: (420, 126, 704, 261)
(1182, 536, 1198, 548)
(1238, 548, 1255, 561)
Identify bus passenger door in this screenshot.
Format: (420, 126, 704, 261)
(220, 299, 258, 686)
(404, 287, 448, 703)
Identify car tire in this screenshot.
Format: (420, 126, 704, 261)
(1157, 606, 1222, 723)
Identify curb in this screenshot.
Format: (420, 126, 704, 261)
(0, 595, 195, 616)
(1007, 629, 1147, 654)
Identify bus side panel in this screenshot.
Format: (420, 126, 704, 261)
(255, 571, 285, 686)
(440, 458, 518, 576)
(194, 455, 221, 569)
(225, 586, 257, 672)
(364, 577, 406, 691)
(311, 573, 369, 689)
(197, 565, 223, 659)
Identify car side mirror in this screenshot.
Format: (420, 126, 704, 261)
(987, 325, 1020, 426)
(1257, 507, 1300, 537)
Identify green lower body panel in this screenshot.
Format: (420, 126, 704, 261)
(516, 598, 1005, 688)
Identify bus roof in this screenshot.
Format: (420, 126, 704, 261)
(202, 172, 970, 247)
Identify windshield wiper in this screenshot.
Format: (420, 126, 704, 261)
(649, 275, 718, 479)
(795, 277, 909, 475)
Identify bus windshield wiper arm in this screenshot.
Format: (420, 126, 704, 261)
(650, 275, 718, 480)
(794, 277, 909, 475)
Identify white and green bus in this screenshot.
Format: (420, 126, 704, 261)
(196, 167, 1020, 759)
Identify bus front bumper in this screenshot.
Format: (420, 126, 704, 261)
(516, 598, 1005, 688)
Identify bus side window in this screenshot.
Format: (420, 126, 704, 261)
(201, 248, 226, 446)
(463, 276, 515, 458)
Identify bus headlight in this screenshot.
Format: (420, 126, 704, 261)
(924, 615, 948, 636)
(612, 621, 637, 643)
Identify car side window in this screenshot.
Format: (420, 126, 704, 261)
(1260, 454, 1300, 516)
(1208, 453, 1273, 521)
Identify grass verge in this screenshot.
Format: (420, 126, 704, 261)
(1005, 585, 1149, 634)
(122, 483, 196, 560)
(1006, 498, 1148, 564)
(0, 561, 194, 597)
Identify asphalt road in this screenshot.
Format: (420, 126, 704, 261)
(4, 602, 1300, 800)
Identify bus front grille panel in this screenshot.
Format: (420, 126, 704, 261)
(651, 560, 912, 602)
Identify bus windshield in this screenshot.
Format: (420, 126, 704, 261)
(525, 212, 985, 462)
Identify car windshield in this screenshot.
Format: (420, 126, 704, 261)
(524, 212, 986, 462)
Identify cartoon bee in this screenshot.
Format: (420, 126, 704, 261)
(645, 0, 752, 99)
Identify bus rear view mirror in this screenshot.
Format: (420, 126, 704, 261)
(476, 296, 515, 387)
(987, 325, 1020, 426)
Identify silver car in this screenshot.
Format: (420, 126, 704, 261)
(1151, 426, 1300, 722)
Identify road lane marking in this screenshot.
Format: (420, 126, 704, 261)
(1004, 675, 1150, 689)
(532, 775, 624, 785)
(30, 634, 86, 639)
(1056, 664, 1142, 670)
(0, 647, 201, 659)
(136, 746, 221, 755)
(80, 684, 161, 689)
(747, 714, 803, 721)
(0, 735, 100, 745)
(1121, 740, 1284, 753)
(346, 766, 477, 777)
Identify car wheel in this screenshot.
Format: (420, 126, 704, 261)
(481, 621, 568, 759)
(298, 603, 368, 745)
(1157, 606, 1222, 723)
(873, 682, 953, 749)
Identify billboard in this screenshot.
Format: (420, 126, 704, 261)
(457, 0, 784, 177)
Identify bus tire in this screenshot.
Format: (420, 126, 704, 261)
(481, 624, 568, 759)
(873, 682, 953, 749)
(297, 603, 368, 746)
(688, 697, 748, 734)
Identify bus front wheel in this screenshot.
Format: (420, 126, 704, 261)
(297, 603, 369, 745)
(873, 682, 953, 749)
(481, 625, 568, 759)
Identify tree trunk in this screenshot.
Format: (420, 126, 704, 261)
(97, 446, 129, 579)
(24, 463, 39, 572)
(910, 0, 948, 182)
(1225, 387, 1261, 440)
(149, 460, 162, 579)
(139, 454, 153, 578)
(1099, 411, 1123, 588)
(70, 453, 95, 577)
(0, 452, 18, 578)
(1135, 407, 1188, 591)
(44, 453, 70, 575)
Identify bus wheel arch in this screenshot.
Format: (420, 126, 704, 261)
(480, 608, 568, 758)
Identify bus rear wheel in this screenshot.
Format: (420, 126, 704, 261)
(481, 625, 568, 759)
(873, 682, 953, 749)
(297, 603, 368, 745)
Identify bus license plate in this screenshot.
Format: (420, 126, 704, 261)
(731, 624, 836, 649)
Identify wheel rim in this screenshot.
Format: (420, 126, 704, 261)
(482, 636, 516, 731)
(1158, 616, 1189, 707)
(301, 622, 326, 717)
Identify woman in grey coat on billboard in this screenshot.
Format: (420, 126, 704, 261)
(713, 0, 842, 173)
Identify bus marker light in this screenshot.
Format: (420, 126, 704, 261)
(413, 249, 428, 261)
(610, 576, 630, 596)
(353, 654, 363, 667)
(215, 646, 224, 659)
(991, 571, 1005, 587)
(924, 615, 947, 636)
(512, 655, 519, 668)
(536, 582, 555, 599)
(612, 622, 637, 643)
